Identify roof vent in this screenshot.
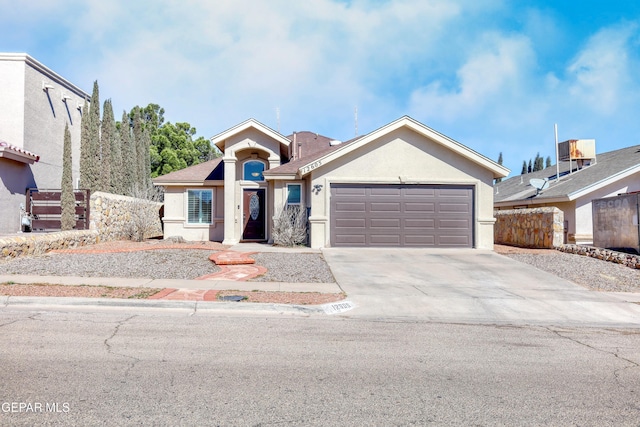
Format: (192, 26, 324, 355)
(329, 140, 342, 146)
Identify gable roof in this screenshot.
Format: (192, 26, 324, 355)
(494, 144, 640, 205)
(0, 140, 40, 164)
(152, 157, 223, 185)
(267, 116, 509, 179)
(210, 118, 290, 152)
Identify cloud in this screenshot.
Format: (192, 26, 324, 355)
(565, 23, 638, 115)
(407, 33, 537, 123)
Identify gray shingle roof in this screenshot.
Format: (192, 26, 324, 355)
(494, 144, 640, 204)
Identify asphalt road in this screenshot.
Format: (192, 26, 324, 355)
(1, 309, 639, 426)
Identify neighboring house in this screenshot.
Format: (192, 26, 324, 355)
(494, 142, 640, 245)
(154, 116, 508, 249)
(0, 53, 88, 234)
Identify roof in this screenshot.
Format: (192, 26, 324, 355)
(267, 116, 509, 179)
(210, 118, 290, 153)
(494, 144, 640, 205)
(0, 140, 40, 164)
(152, 158, 223, 185)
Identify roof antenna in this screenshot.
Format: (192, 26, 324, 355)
(354, 106, 358, 137)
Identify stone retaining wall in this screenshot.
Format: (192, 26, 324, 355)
(557, 244, 640, 269)
(0, 230, 99, 259)
(0, 192, 163, 259)
(90, 192, 163, 242)
(494, 207, 564, 248)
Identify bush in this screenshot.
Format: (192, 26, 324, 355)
(272, 205, 308, 246)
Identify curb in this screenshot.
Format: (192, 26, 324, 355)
(0, 295, 328, 316)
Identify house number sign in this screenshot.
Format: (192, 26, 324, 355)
(301, 160, 322, 174)
(249, 194, 260, 220)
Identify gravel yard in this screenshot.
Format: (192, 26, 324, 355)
(1, 242, 638, 298)
(0, 246, 335, 283)
(495, 245, 640, 293)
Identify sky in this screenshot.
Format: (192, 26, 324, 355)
(2, 0, 640, 176)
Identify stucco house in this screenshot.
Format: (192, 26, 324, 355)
(0, 53, 88, 235)
(153, 116, 509, 249)
(494, 142, 640, 245)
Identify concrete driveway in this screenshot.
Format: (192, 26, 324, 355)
(322, 248, 640, 326)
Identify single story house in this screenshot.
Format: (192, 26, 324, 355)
(153, 116, 509, 249)
(494, 143, 640, 245)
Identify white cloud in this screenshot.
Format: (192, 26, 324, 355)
(408, 33, 536, 122)
(565, 23, 637, 115)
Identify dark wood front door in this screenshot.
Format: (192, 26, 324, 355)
(242, 189, 266, 241)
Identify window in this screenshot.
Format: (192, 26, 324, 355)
(187, 189, 212, 224)
(287, 184, 301, 205)
(243, 160, 265, 181)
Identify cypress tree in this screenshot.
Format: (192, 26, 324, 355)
(60, 123, 75, 231)
(545, 156, 552, 168)
(132, 107, 146, 192)
(521, 161, 527, 175)
(104, 100, 123, 194)
(79, 98, 91, 189)
(99, 99, 113, 193)
(120, 110, 136, 196)
(495, 152, 503, 183)
(528, 159, 532, 173)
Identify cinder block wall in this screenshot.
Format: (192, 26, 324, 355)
(494, 207, 564, 248)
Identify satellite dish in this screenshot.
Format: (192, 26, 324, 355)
(529, 178, 549, 194)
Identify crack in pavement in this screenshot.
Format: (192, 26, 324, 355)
(545, 326, 640, 388)
(104, 315, 140, 377)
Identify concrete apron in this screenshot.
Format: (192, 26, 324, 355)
(321, 248, 640, 327)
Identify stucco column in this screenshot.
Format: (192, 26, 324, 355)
(222, 156, 238, 245)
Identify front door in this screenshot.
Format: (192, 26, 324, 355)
(242, 189, 266, 241)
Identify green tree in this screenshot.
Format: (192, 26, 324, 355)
(533, 153, 544, 172)
(495, 152, 503, 184)
(150, 121, 216, 177)
(545, 156, 552, 168)
(105, 100, 123, 195)
(60, 123, 75, 231)
(79, 98, 91, 189)
(98, 99, 114, 193)
(88, 81, 101, 191)
(521, 160, 527, 175)
(119, 110, 137, 196)
(528, 159, 532, 173)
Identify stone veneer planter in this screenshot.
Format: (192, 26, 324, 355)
(494, 207, 564, 249)
(0, 230, 99, 259)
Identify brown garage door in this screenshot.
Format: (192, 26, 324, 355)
(330, 184, 474, 247)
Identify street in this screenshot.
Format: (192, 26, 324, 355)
(1, 308, 639, 426)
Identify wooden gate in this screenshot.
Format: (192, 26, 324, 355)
(25, 188, 91, 231)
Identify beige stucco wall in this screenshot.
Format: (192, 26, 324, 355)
(496, 172, 640, 245)
(0, 54, 88, 235)
(219, 129, 284, 244)
(161, 185, 225, 241)
(307, 127, 497, 249)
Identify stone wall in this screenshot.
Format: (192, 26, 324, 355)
(0, 192, 163, 259)
(558, 244, 640, 269)
(0, 230, 99, 259)
(494, 207, 564, 248)
(90, 192, 163, 242)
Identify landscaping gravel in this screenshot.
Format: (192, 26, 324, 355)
(0, 249, 336, 283)
(501, 250, 640, 293)
(249, 253, 335, 283)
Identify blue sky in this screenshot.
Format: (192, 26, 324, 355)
(2, 0, 640, 175)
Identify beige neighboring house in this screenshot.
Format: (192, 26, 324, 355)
(494, 142, 640, 245)
(153, 116, 509, 249)
(0, 53, 88, 234)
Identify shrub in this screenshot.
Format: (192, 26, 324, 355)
(272, 205, 308, 246)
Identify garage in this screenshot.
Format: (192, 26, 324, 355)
(330, 184, 474, 247)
